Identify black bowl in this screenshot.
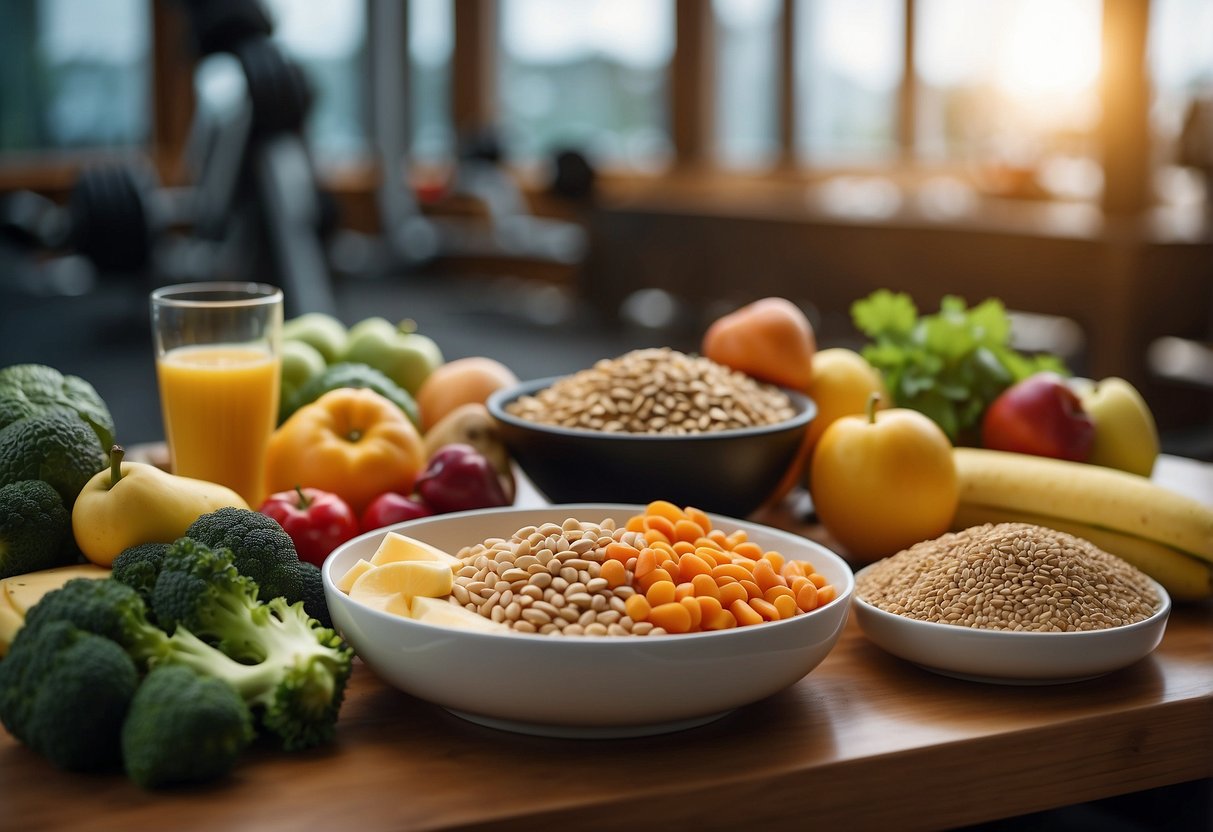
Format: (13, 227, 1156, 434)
(487, 376, 816, 516)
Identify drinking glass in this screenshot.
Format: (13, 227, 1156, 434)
(151, 282, 283, 506)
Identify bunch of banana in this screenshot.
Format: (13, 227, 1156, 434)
(952, 447, 1213, 601)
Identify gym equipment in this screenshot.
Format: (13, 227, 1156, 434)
(2, 0, 336, 318)
(366, 0, 588, 276)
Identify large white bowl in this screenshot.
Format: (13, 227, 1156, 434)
(852, 568, 1171, 685)
(323, 504, 855, 738)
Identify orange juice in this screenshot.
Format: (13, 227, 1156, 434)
(156, 344, 280, 506)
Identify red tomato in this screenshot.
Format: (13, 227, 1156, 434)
(259, 486, 361, 567)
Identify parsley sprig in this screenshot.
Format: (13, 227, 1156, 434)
(851, 290, 1067, 442)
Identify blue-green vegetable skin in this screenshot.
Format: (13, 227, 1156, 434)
(0, 620, 138, 771)
(185, 508, 303, 604)
(152, 538, 353, 751)
(122, 665, 254, 789)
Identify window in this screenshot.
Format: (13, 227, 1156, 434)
(794, 0, 903, 164)
(1148, 0, 1213, 204)
(0, 0, 150, 153)
(496, 0, 675, 170)
(262, 0, 368, 166)
(409, 0, 454, 164)
(916, 0, 1102, 199)
(712, 0, 782, 170)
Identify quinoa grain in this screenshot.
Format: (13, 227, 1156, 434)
(855, 523, 1160, 632)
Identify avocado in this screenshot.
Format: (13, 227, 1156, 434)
(280, 362, 421, 428)
(0, 410, 107, 509)
(0, 364, 116, 453)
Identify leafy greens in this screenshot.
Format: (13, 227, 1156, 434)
(851, 290, 1067, 441)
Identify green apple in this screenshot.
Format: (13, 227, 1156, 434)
(340, 317, 445, 395)
(279, 339, 327, 411)
(282, 312, 348, 364)
(1071, 376, 1160, 477)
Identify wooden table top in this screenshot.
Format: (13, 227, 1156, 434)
(5, 456, 1211, 832)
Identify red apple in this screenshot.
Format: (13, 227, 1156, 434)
(981, 372, 1095, 461)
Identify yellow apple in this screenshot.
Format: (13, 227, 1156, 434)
(1071, 376, 1160, 477)
(803, 348, 888, 453)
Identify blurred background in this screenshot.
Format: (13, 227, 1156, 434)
(0, 0, 1211, 457)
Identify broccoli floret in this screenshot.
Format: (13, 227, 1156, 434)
(122, 664, 254, 789)
(295, 560, 332, 629)
(0, 619, 138, 771)
(186, 508, 303, 603)
(0, 479, 73, 579)
(111, 542, 170, 613)
(23, 577, 174, 666)
(152, 537, 352, 751)
(20, 547, 352, 754)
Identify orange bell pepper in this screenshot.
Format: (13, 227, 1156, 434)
(264, 387, 426, 514)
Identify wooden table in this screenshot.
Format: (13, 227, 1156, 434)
(5, 458, 1211, 832)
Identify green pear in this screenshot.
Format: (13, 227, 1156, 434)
(282, 313, 348, 364)
(340, 317, 444, 395)
(1072, 376, 1160, 477)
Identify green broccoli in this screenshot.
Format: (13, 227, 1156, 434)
(0, 619, 138, 771)
(24, 563, 351, 752)
(23, 577, 175, 666)
(186, 508, 303, 603)
(295, 560, 332, 629)
(151, 537, 352, 750)
(111, 542, 170, 614)
(121, 664, 254, 789)
(0, 479, 73, 579)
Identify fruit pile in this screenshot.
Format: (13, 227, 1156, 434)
(266, 312, 520, 565)
(693, 291, 1212, 603)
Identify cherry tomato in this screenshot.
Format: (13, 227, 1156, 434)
(259, 486, 361, 567)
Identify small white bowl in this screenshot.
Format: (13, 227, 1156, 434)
(852, 569, 1171, 685)
(323, 504, 854, 738)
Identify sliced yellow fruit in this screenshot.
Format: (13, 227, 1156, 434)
(369, 533, 462, 568)
(409, 596, 506, 632)
(349, 559, 454, 612)
(3, 564, 110, 615)
(337, 558, 375, 593)
(0, 598, 25, 657)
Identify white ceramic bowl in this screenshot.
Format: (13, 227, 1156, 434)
(323, 504, 854, 738)
(852, 568, 1171, 685)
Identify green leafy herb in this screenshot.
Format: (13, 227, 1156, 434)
(851, 290, 1067, 441)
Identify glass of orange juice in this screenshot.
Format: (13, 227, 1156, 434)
(151, 282, 284, 506)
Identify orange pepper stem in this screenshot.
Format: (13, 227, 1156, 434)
(866, 392, 882, 424)
(109, 444, 125, 488)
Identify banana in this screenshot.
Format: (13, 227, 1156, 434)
(952, 502, 1213, 602)
(954, 447, 1213, 562)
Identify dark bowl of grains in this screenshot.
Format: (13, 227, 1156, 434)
(486, 349, 816, 516)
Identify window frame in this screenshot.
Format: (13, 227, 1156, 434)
(0, 0, 1159, 218)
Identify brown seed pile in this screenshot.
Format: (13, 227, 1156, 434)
(449, 518, 664, 636)
(505, 347, 795, 434)
(855, 523, 1161, 632)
